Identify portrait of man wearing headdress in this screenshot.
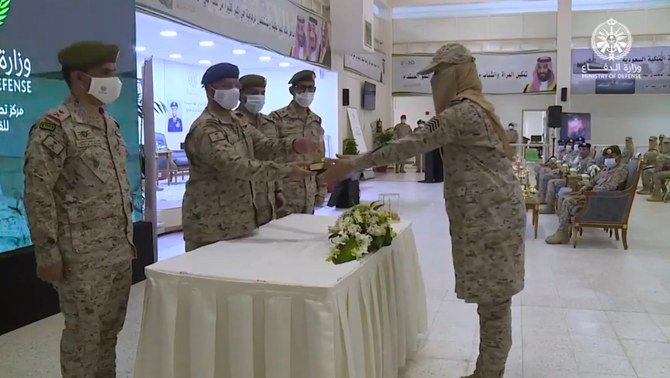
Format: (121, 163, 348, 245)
(524, 56, 557, 93)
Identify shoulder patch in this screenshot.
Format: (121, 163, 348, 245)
(39, 122, 57, 131)
(208, 131, 225, 143)
(425, 116, 441, 132)
(42, 135, 65, 155)
(274, 108, 289, 118)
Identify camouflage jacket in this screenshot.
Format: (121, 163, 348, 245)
(590, 162, 629, 191)
(182, 107, 296, 244)
(236, 106, 284, 217)
(269, 101, 327, 200)
(23, 97, 135, 268)
(352, 99, 526, 303)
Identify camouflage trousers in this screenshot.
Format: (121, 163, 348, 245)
(474, 298, 513, 378)
(641, 168, 654, 190)
(185, 240, 215, 253)
(255, 204, 274, 226)
(545, 178, 567, 205)
(538, 170, 559, 202)
(652, 170, 670, 195)
(558, 194, 586, 231)
(56, 260, 132, 378)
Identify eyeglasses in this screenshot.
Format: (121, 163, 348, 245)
(293, 85, 316, 93)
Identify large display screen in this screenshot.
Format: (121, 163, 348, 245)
(0, 0, 141, 254)
(561, 112, 592, 141)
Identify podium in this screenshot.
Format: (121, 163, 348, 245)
(419, 149, 443, 183)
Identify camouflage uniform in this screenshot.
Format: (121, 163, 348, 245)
(648, 140, 670, 201)
(414, 125, 426, 172)
(622, 136, 635, 162)
(553, 159, 628, 234)
(24, 96, 135, 377)
(352, 99, 525, 377)
(236, 106, 283, 225)
(269, 102, 326, 215)
(639, 136, 659, 194)
(505, 127, 518, 144)
(393, 122, 412, 172)
(182, 107, 296, 251)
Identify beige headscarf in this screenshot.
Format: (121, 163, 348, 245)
(419, 43, 513, 159)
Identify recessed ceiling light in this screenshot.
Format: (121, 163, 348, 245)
(199, 41, 215, 47)
(135, 46, 146, 52)
(259, 56, 272, 61)
(160, 30, 178, 37)
(198, 59, 211, 65)
(279, 62, 291, 67)
(169, 53, 182, 59)
(232, 49, 246, 55)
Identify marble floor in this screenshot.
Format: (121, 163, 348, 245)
(2, 173, 670, 378)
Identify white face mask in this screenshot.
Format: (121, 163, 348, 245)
(294, 92, 314, 108)
(604, 158, 617, 168)
(213, 88, 240, 110)
(88, 76, 122, 104)
(243, 95, 265, 114)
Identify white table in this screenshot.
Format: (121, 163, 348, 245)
(134, 214, 427, 378)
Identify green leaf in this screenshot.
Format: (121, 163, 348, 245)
(0, 0, 11, 26)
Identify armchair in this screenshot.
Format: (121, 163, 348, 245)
(571, 159, 641, 250)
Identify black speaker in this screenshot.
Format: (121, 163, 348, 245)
(547, 105, 562, 128)
(560, 87, 568, 102)
(342, 89, 349, 106)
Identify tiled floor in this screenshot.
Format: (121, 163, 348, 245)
(2, 173, 670, 378)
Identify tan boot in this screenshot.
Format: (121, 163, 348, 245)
(637, 188, 651, 195)
(647, 193, 664, 202)
(545, 228, 570, 244)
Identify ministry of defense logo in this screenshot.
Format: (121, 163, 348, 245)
(591, 18, 633, 61)
(0, 0, 11, 28)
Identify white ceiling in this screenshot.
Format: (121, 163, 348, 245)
(392, 0, 670, 18)
(135, 11, 315, 70)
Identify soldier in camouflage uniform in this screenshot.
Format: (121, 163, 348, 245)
(647, 139, 670, 202)
(23, 41, 135, 378)
(236, 74, 286, 225)
(182, 63, 314, 252)
(622, 136, 635, 162)
(546, 145, 629, 244)
(323, 43, 525, 378)
(638, 136, 659, 195)
(269, 70, 327, 216)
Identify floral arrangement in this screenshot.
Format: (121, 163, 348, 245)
(326, 202, 399, 264)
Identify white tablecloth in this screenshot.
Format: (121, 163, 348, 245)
(134, 214, 427, 378)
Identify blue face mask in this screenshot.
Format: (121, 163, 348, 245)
(243, 95, 265, 114)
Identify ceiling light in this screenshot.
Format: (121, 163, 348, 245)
(169, 53, 182, 59)
(279, 62, 291, 67)
(199, 41, 215, 47)
(135, 46, 146, 52)
(232, 49, 246, 55)
(198, 59, 211, 65)
(259, 56, 272, 61)
(160, 30, 178, 37)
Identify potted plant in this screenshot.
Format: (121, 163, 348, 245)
(372, 129, 394, 172)
(342, 138, 359, 156)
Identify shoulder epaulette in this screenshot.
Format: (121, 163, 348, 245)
(273, 108, 289, 118)
(38, 106, 69, 131)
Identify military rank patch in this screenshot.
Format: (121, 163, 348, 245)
(208, 131, 225, 143)
(39, 122, 57, 131)
(425, 116, 440, 132)
(42, 135, 65, 155)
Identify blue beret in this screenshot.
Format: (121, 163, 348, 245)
(557, 139, 566, 145)
(170, 101, 178, 107)
(575, 136, 586, 143)
(201, 63, 239, 85)
(579, 142, 591, 149)
(566, 139, 575, 144)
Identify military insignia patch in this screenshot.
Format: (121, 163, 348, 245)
(425, 117, 440, 132)
(39, 122, 57, 131)
(208, 131, 225, 143)
(42, 135, 65, 155)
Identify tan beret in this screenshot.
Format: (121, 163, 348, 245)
(417, 43, 475, 75)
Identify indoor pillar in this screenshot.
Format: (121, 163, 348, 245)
(555, 0, 572, 109)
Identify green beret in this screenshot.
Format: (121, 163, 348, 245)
(289, 70, 316, 85)
(650, 136, 658, 140)
(603, 145, 622, 157)
(239, 74, 267, 90)
(625, 136, 633, 141)
(660, 134, 666, 138)
(58, 41, 120, 70)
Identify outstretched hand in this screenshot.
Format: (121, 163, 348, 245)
(320, 159, 355, 182)
(289, 162, 315, 178)
(292, 138, 316, 155)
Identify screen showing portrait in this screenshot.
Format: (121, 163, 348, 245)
(561, 112, 591, 141)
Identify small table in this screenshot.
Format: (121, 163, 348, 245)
(525, 197, 539, 239)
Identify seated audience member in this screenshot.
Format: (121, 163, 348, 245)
(540, 142, 594, 213)
(647, 139, 670, 202)
(534, 139, 565, 190)
(546, 145, 628, 244)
